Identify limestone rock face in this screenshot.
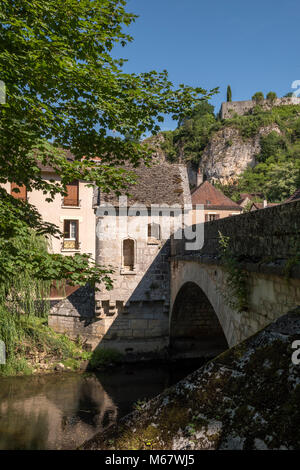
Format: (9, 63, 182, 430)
(199, 124, 282, 185)
(82, 306, 300, 450)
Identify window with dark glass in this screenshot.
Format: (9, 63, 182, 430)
(147, 223, 161, 240)
(123, 239, 135, 271)
(63, 220, 79, 249)
(205, 214, 220, 222)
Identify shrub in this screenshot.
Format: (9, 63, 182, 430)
(252, 92, 264, 103)
(258, 131, 287, 162)
(89, 348, 122, 369)
(266, 91, 277, 103)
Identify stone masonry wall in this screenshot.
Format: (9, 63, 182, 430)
(173, 199, 300, 264)
(171, 259, 300, 348)
(220, 97, 300, 119)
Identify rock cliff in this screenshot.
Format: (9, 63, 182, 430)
(144, 123, 283, 187)
(199, 124, 282, 185)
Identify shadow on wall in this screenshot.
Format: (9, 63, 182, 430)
(170, 281, 228, 358)
(49, 284, 95, 344)
(49, 238, 229, 359)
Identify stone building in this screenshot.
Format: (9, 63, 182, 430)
(91, 163, 191, 353)
(2, 152, 96, 261)
(220, 96, 300, 120)
(249, 201, 278, 211)
(237, 192, 264, 209)
(191, 180, 242, 223)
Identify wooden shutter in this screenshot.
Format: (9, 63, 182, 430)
(205, 214, 209, 222)
(63, 220, 70, 238)
(64, 181, 79, 206)
(11, 183, 27, 201)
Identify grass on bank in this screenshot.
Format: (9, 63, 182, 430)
(0, 305, 122, 376)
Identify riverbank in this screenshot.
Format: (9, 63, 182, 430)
(82, 307, 300, 450)
(0, 309, 122, 376)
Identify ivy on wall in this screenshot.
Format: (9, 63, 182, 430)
(218, 232, 249, 313)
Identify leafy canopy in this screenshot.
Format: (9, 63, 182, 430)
(0, 0, 216, 195)
(0, 0, 216, 289)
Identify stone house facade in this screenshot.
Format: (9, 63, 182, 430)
(91, 163, 191, 353)
(2, 154, 96, 261)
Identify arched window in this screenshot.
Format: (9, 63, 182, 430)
(123, 239, 135, 271)
(147, 223, 160, 241)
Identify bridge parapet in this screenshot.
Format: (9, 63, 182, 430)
(172, 200, 300, 270)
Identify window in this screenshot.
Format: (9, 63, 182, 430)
(147, 223, 160, 241)
(63, 220, 79, 249)
(205, 214, 220, 222)
(63, 180, 79, 206)
(122, 239, 135, 271)
(11, 183, 27, 201)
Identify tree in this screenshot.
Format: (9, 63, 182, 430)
(0, 0, 216, 290)
(266, 91, 277, 103)
(162, 101, 218, 165)
(227, 85, 232, 102)
(252, 92, 264, 103)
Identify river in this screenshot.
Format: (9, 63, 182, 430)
(0, 359, 206, 450)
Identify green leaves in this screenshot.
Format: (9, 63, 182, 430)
(0, 0, 215, 197)
(0, 0, 215, 294)
(0, 189, 114, 292)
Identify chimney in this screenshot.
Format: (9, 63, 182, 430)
(263, 199, 268, 208)
(197, 168, 203, 187)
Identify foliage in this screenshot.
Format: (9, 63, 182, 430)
(257, 131, 287, 163)
(133, 399, 148, 411)
(0, 0, 216, 291)
(161, 101, 220, 165)
(266, 91, 277, 102)
(218, 232, 248, 313)
(218, 104, 300, 202)
(88, 347, 122, 369)
(0, 0, 215, 193)
(227, 85, 232, 102)
(252, 92, 264, 103)
(0, 306, 89, 375)
(0, 188, 114, 296)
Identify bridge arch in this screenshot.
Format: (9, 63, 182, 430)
(170, 260, 239, 349)
(170, 281, 228, 356)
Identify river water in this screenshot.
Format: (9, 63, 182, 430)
(0, 359, 206, 450)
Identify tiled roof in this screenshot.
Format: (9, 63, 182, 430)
(285, 188, 300, 203)
(237, 192, 264, 204)
(191, 181, 241, 210)
(250, 202, 279, 210)
(37, 149, 76, 172)
(98, 163, 189, 207)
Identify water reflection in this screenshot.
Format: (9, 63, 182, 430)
(0, 374, 116, 450)
(0, 359, 207, 450)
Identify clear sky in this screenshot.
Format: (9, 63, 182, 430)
(112, 0, 300, 131)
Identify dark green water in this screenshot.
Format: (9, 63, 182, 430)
(0, 359, 206, 450)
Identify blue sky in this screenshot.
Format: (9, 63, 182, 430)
(113, 0, 300, 131)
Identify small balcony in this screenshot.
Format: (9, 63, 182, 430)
(62, 239, 81, 251)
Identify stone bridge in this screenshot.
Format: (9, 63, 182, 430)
(169, 199, 300, 356)
(50, 199, 300, 358)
